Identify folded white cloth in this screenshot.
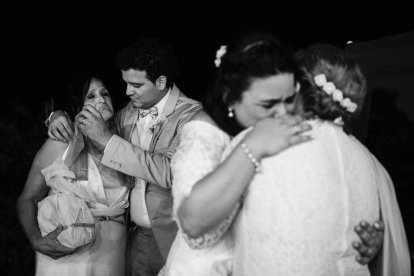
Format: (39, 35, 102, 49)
(37, 192, 96, 248)
(38, 160, 97, 249)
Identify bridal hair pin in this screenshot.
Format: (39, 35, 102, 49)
(242, 40, 265, 52)
(214, 45, 227, 68)
(314, 74, 358, 113)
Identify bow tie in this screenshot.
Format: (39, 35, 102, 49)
(139, 107, 158, 118)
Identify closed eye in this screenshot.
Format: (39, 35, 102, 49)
(130, 83, 142, 89)
(100, 89, 110, 96)
(261, 103, 276, 109)
(259, 99, 281, 109)
(285, 93, 297, 104)
(259, 93, 297, 109)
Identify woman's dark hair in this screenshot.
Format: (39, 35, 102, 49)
(60, 72, 117, 133)
(204, 32, 297, 136)
(115, 37, 178, 89)
(295, 43, 367, 132)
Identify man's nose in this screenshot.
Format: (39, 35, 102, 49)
(126, 84, 134, 96)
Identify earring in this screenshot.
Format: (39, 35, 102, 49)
(227, 107, 234, 118)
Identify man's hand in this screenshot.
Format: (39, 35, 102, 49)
(76, 105, 113, 151)
(32, 225, 77, 259)
(48, 111, 74, 142)
(353, 220, 384, 265)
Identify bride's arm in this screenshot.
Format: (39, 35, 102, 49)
(178, 114, 311, 238)
(177, 132, 256, 238)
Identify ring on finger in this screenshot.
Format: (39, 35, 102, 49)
(292, 125, 301, 134)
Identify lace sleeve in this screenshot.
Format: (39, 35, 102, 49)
(171, 120, 239, 248)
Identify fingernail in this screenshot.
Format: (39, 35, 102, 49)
(355, 226, 362, 232)
(374, 222, 381, 228)
(361, 221, 368, 227)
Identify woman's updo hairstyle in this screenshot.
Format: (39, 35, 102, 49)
(295, 43, 367, 129)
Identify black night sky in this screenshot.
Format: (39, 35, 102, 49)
(6, 4, 413, 106)
(2, 3, 413, 274)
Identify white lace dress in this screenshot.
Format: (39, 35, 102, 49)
(226, 120, 380, 276)
(163, 120, 238, 276)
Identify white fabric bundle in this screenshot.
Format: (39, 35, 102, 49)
(37, 160, 96, 248)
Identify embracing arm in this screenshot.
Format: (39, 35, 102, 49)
(16, 139, 75, 259)
(178, 114, 312, 238)
(177, 133, 256, 238)
(47, 111, 74, 142)
(101, 134, 177, 188)
(101, 104, 201, 189)
(352, 220, 385, 273)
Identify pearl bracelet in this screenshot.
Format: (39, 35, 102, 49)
(240, 143, 261, 173)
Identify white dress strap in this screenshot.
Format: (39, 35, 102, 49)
(61, 144, 71, 161)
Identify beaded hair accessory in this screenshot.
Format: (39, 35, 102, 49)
(214, 45, 227, 68)
(214, 41, 265, 68)
(314, 74, 358, 113)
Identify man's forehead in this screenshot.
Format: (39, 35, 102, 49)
(122, 69, 148, 81)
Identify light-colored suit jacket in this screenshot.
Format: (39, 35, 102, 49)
(101, 85, 202, 260)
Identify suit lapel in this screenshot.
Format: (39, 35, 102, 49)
(122, 102, 140, 143)
(149, 85, 180, 151)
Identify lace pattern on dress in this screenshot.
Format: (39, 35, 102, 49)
(171, 120, 241, 249)
(182, 201, 241, 249)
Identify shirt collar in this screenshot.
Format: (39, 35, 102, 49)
(153, 87, 171, 115)
(139, 87, 171, 116)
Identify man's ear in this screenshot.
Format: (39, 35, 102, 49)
(155, 76, 167, 90)
(295, 82, 301, 93)
(222, 88, 231, 105)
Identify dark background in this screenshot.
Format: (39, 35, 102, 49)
(1, 4, 413, 275)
